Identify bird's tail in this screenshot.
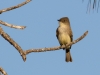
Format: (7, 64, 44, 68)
(65, 49, 72, 62)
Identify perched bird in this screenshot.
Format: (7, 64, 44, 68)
(56, 17, 73, 62)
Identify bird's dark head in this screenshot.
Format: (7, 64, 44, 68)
(58, 17, 69, 23)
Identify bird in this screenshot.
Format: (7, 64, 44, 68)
(56, 17, 73, 62)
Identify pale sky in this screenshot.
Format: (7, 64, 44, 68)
(0, 0, 100, 75)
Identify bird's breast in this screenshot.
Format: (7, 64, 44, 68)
(58, 33, 71, 45)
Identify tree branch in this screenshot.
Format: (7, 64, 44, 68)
(0, 27, 26, 61)
(0, 0, 32, 14)
(0, 67, 7, 75)
(25, 31, 88, 55)
(0, 20, 26, 29)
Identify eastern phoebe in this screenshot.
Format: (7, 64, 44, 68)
(56, 17, 73, 62)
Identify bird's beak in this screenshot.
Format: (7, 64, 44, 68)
(57, 19, 60, 21)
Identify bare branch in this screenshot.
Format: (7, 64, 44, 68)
(0, 27, 26, 61)
(0, 67, 7, 75)
(0, 20, 26, 29)
(0, 25, 88, 61)
(25, 31, 88, 55)
(0, 0, 32, 14)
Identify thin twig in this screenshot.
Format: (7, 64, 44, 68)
(86, 0, 100, 12)
(0, 67, 7, 75)
(0, 20, 26, 29)
(97, 0, 100, 12)
(0, 26, 26, 61)
(86, 0, 91, 13)
(0, 0, 32, 14)
(25, 31, 88, 55)
(93, 0, 96, 9)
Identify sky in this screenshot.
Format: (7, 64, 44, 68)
(0, 0, 100, 75)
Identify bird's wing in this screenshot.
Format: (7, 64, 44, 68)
(56, 28, 59, 39)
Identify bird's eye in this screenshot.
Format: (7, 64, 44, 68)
(63, 20, 65, 22)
